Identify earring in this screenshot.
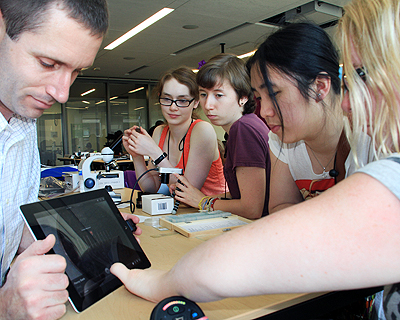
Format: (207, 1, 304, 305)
(316, 93, 322, 101)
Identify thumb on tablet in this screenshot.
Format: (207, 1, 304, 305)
(110, 262, 130, 284)
(111, 263, 149, 298)
(22, 234, 56, 257)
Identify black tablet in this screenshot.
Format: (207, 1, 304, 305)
(20, 189, 151, 313)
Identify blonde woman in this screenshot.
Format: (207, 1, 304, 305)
(112, 2, 400, 318)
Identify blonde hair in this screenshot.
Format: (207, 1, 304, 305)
(338, 0, 400, 162)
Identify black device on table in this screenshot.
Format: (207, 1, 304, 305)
(150, 296, 208, 320)
(20, 188, 150, 313)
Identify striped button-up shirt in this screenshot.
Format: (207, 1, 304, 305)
(0, 113, 40, 286)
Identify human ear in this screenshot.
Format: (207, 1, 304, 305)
(314, 74, 331, 102)
(239, 96, 248, 106)
(193, 100, 200, 109)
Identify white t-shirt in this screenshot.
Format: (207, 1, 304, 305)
(269, 131, 373, 199)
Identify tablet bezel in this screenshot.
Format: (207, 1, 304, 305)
(20, 189, 151, 313)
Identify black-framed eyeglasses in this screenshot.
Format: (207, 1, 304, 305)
(342, 67, 367, 94)
(159, 97, 195, 108)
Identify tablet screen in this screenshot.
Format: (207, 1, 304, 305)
(20, 189, 151, 312)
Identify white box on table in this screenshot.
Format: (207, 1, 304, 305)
(142, 194, 174, 215)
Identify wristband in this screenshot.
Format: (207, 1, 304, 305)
(210, 198, 218, 211)
(203, 197, 213, 211)
(151, 152, 167, 166)
(198, 196, 210, 211)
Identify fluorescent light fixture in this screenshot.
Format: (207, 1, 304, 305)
(82, 100, 90, 104)
(134, 106, 144, 111)
(95, 100, 105, 105)
(81, 88, 96, 96)
(110, 96, 119, 100)
(237, 50, 256, 59)
(104, 8, 174, 50)
(255, 22, 280, 29)
(128, 86, 145, 94)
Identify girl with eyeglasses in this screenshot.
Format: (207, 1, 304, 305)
(123, 66, 225, 195)
(171, 53, 271, 219)
(247, 22, 373, 214)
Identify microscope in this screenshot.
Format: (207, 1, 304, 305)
(80, 147, 125, 192)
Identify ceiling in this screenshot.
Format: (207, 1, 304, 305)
(80, 0, 350, 82)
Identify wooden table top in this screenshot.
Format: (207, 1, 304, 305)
(61, 188, 325, 319)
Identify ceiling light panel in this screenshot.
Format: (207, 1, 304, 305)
(105, 7, 174, 50)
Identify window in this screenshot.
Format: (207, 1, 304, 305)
(37, 103, 62, 166)
(66, 81, 107, 155)
(36, 78, 160, 166)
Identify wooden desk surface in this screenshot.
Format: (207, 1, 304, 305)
(61, 189, 325, 320)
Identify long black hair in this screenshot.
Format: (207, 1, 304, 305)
(247, 22, 340, 134)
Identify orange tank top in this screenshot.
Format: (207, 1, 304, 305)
(158, 119, 226, 196)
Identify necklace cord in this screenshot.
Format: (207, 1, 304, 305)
(167, 119, 193, 173)
(332, 152, 338, 183)
(306, 143, 336, 174)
